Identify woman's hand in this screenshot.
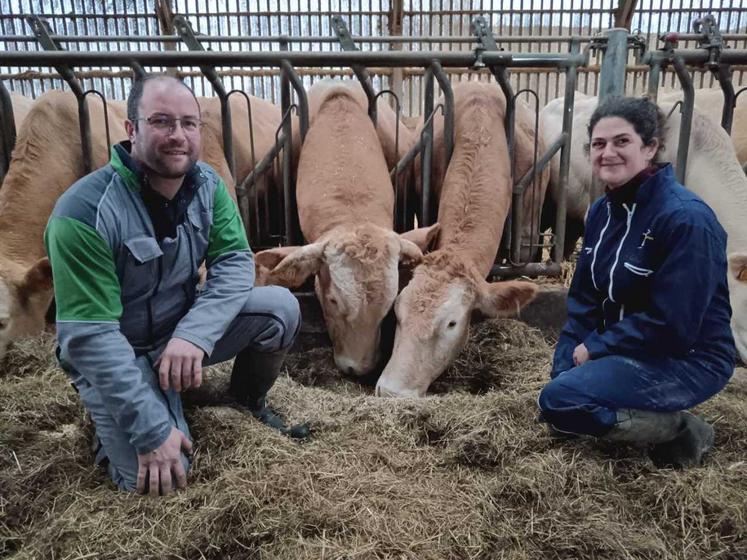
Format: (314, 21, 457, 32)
(573, 343, 590, 367)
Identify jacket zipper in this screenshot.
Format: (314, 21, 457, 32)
(591, 202, 612, 292)
(608, 202, 637, 304)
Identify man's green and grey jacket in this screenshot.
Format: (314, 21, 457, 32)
(45, 143, 253, 454)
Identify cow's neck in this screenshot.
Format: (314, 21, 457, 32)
(0, 163, 82, 267)
(433, 115, 511, 278)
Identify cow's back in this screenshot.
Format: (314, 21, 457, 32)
(9, 92, 33, 130)
(296, 85, 394, 241)
(0, 90, 127, 265)
(659, 88, 747, 168)
(433, 82, 512, 273)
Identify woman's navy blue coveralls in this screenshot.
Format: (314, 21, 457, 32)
(539, 164, 736, 436)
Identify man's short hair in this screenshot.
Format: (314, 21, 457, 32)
(127, 74, 199, 127)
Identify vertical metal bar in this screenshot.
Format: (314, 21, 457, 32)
(279, 40, 298, 245)
(647, 56, 662, 101)
(0, 82, 17, 186)
(421, 67, 434, 227)
(553, 39, 579, 264)
(598, 27, 628, 101)
(672, 53, 693, 184)
(280, 59, 309, 143)
(431, 61, 453, 171)
(714, 64, 735, 135)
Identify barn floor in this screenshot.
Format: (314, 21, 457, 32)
(1, 320, 745, 560)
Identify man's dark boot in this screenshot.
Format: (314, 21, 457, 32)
(603, 409, 714, 469)
(229, 347, 310, 439)
(648, 412, 714, 469)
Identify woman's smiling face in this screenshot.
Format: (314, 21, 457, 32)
(590, 116, 659, 190)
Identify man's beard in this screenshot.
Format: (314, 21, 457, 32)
(141, 152, 197, 180)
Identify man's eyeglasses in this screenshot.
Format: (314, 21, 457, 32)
(138, 114, 202, 133)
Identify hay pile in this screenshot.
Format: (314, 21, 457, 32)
(1, 321, 745, 559)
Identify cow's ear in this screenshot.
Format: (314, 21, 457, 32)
(255, 246, 302, 271)
(18, 257, 53, 303)
(399, 222, 440, 252)
(728, 252, 747, 282)
(398, 238, 424, 267)
(474, 279, 538, 318)
(265, 242, 325, 288)
(255, 246, 303, 287)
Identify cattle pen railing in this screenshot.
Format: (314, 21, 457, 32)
(2, 16, 747, 279)
(0, 21, 590, 279)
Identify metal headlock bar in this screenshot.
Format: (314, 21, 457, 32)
(173, 15, 236, 182)
(470, 15, 583, 275)
(25, 15, 95, 175)
(0, 21, 594, 276)
(0, 83, 16, 186)
(331, 16, 378, 124)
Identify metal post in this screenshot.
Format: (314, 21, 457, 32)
(553, 39, 581, 264)
(430, 61, 453, 170)
(671, 53, 694, 183)
(714, 64, 735, 135)
(388, 0, 405, 114)
(598, 28, 629, 101)
(421, 68, 435, 227)
(279, 39, 298, 245)
(281, 59, 309, 143)
(0, 83, 17, 186)
(646, 58, 662, 101)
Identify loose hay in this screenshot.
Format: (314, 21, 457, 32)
(1, 323, 745, 559)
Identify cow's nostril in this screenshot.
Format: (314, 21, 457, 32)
(346, 366, 357, 376)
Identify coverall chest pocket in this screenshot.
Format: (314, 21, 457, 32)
(617, 254, 656, 301)
(121, 236, 163, 299)
(187, 207, 211, 263)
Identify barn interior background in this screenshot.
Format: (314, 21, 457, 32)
(2, 0, 747, 116)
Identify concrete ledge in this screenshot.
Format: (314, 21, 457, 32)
(517, 284, 569, 341)
(292, 284, 569, 352)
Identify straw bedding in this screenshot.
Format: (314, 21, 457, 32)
(1, 319, 745, 559)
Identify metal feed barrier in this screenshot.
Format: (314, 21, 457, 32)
(1, 14, 746, 278)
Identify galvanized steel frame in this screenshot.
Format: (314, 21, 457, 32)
(0, 40, 585, 277)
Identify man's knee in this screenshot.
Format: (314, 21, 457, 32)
(258, 286, 301, 350)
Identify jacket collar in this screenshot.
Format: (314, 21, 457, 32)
(605, 163, 673, 206)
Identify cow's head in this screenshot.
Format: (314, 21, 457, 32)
(0, 257, 54, 361)
(728, 252, 747, 363)
(376, 252, 537, 397)
(256, 223, 440, 376)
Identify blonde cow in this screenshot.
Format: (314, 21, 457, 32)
(376, 82, 539, 398)
(539, 93, 747, 363)
(0, 89, 279, 360)
(658, 87, 747, 169)
(256, 81, 437, 377)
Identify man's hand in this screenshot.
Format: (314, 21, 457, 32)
(573, 343, 590, 367)
(156, 337, 205, 392)
(136, 427, 192, 496)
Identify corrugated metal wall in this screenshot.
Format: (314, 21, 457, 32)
(1, 0, 746, 115)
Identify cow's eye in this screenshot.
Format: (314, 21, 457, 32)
(0, 320, 6, 330)
(328, 297, 338, 307)
(447, 320, 457, 329)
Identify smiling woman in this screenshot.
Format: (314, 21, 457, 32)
(538, 96, 737, 470)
